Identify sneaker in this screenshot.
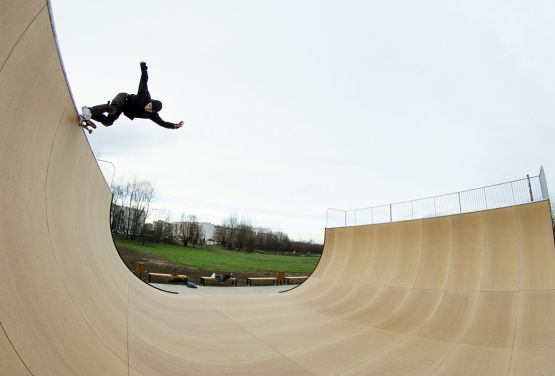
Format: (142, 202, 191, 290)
(81, 106, 92, 120)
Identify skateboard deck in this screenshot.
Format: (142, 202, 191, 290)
(78, 114, 96, 134)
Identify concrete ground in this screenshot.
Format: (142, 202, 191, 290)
(150, 283, 299, 295)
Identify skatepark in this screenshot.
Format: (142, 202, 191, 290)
(2, 0, 555, 375)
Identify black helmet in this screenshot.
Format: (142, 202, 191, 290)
(151, 100, 163, 112)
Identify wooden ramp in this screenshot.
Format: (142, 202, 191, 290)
(2, 1, 555, 374)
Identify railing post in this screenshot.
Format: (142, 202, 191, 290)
(457, 192, 462, 214)
(389, 204, 392, 222)
(527, 174, 534, 202)
(344, 211, 347, 227)
(539, 166, 550, 200)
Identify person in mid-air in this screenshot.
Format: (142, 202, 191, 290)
(82, 61, 184, 129)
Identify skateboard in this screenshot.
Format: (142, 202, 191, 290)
(78, 114, 96, 134)
(79, 106, 96, 134)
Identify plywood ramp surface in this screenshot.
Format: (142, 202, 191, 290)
(1, 0, 555, 375)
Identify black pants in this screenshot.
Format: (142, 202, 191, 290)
(90, 92, 127, 126)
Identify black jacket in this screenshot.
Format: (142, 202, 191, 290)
(122, 63, 174, 129)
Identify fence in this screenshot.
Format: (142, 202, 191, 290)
(97, 159, 116, 189)
(327, 168, 550, 228)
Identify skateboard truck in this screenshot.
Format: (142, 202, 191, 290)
(78, 114, 96, 134)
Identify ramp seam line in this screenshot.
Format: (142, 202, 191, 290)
(127, 278, 131, 376)
(0, 320, 35, 376)
(428, 218, 465, 375)
(507, 290, 520, 375)
(478, 212, 486, 296)
(506, 208, 522, 375)
(0, 4, 46, 74)
(430, 291, 483, 374)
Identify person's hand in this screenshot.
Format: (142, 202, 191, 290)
(174, 121, 184, 129)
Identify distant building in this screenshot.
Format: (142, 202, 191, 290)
(199, 222, 215, 241)
(149, 220, 216, 244)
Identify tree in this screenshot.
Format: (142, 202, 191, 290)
(110, 182, 127, 233)
(149, 218, 174, 244)
(214, 214, 322, 254)
(110, 178, 155, 239)
(128, 180, 155, 239)
(215, 215, 239, 248)
(178, 214, 204, 247)
(235, 222, 255, 251)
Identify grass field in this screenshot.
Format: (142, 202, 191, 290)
(114, 237, 320, 274)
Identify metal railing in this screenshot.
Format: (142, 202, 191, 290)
(97, 159, 116, 189)
(327, 168, 550, 228)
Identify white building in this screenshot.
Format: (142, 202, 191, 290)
(162, 221, 215, 243)
(199, 222, 215, 241)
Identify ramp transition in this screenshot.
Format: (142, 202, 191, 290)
(2, 1, 555, 374)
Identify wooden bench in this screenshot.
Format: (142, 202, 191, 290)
(200, 276, 237, 286)
(284, 276, 308, 285)
(147, 272, 188, 283)
(246, 277, 278, 286)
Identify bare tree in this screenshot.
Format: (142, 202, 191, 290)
(235, 221, 255, 251)
(215, 215, 239, 248)
(178, 214, 204, 247)
(129, 180, 155, 239)
(110, 178, 155, 239)
(150, 217, 174, 243)
(110, 183, 125, 232)
(214, 214, 322, 254)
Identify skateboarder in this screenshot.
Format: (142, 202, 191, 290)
(82, 61, 184, 130)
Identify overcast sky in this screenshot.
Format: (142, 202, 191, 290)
(50, 0, 555, 242)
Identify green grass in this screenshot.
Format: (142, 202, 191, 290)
(114, 237, 320, 274)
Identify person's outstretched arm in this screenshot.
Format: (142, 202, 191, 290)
(137, 61, 150, 100)
(149, 112, 184, 129)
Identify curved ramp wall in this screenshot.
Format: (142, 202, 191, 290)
(2, 0, 555, 375)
